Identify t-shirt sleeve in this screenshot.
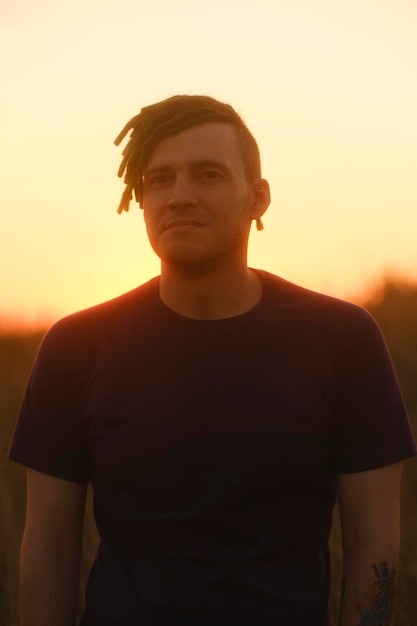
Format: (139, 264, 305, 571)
(332, 307, 416, 474)
(8, 318, 92, 484)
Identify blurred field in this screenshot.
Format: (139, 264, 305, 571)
(1, 278, 417, 625)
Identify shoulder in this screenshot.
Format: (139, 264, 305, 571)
(255, 269, 379, 335)
(37, 276, 160, 360)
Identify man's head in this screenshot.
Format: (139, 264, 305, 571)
(114, 95, 262, 216)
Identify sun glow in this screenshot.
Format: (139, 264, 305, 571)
(1, 0, 417, 329)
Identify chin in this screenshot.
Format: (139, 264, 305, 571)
(163, 253, 213, 274)
(158, 245, 223, 274)
(153, 234, 245, 273)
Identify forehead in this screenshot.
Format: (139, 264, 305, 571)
(144, 122, 244, 171)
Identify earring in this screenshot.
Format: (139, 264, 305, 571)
(256, 217, 264, 231)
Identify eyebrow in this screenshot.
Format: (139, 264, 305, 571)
(143, 160, 230, 177)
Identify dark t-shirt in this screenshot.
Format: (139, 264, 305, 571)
(9, 270, 416, 625)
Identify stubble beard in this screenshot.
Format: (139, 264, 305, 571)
(155, 233, 246, 277)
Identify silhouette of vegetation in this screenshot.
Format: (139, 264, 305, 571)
(365, 277, 417, 418)
(1, 276, 416, 625)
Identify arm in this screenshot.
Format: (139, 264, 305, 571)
(336, 462, 402, 626)
(19, 468, 87, 626)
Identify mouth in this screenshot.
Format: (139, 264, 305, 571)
(163, 220, 205, 232)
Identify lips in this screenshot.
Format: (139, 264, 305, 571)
(163, 219, 205, 231)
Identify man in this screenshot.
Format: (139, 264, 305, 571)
(9, 95, 416, 626)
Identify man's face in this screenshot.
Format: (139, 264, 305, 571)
(141, 122, 267, 272)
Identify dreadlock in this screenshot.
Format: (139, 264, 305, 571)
(114, 95, 264, 230)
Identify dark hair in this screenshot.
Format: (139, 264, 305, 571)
(114, 95, 261, 214)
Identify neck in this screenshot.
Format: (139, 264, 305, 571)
(159, 263, 262, 320)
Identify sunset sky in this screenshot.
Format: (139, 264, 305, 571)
(1, 0, 416, 329)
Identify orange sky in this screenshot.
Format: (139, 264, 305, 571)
(1, 0, 416, 329)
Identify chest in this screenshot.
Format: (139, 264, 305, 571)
(80, 321, 337, 485)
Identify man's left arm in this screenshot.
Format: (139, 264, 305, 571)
(336, 462, 402, 626)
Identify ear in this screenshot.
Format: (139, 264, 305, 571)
(250, 178, 271, 228)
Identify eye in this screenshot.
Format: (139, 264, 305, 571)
(143, 172, 172, 188)
(153, 175, 169, 185)
(198, 169, 222, 182)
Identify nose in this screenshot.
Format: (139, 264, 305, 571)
(166, 174, 197, 210)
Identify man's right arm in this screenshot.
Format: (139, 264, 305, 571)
(19, 468, 87, 626)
